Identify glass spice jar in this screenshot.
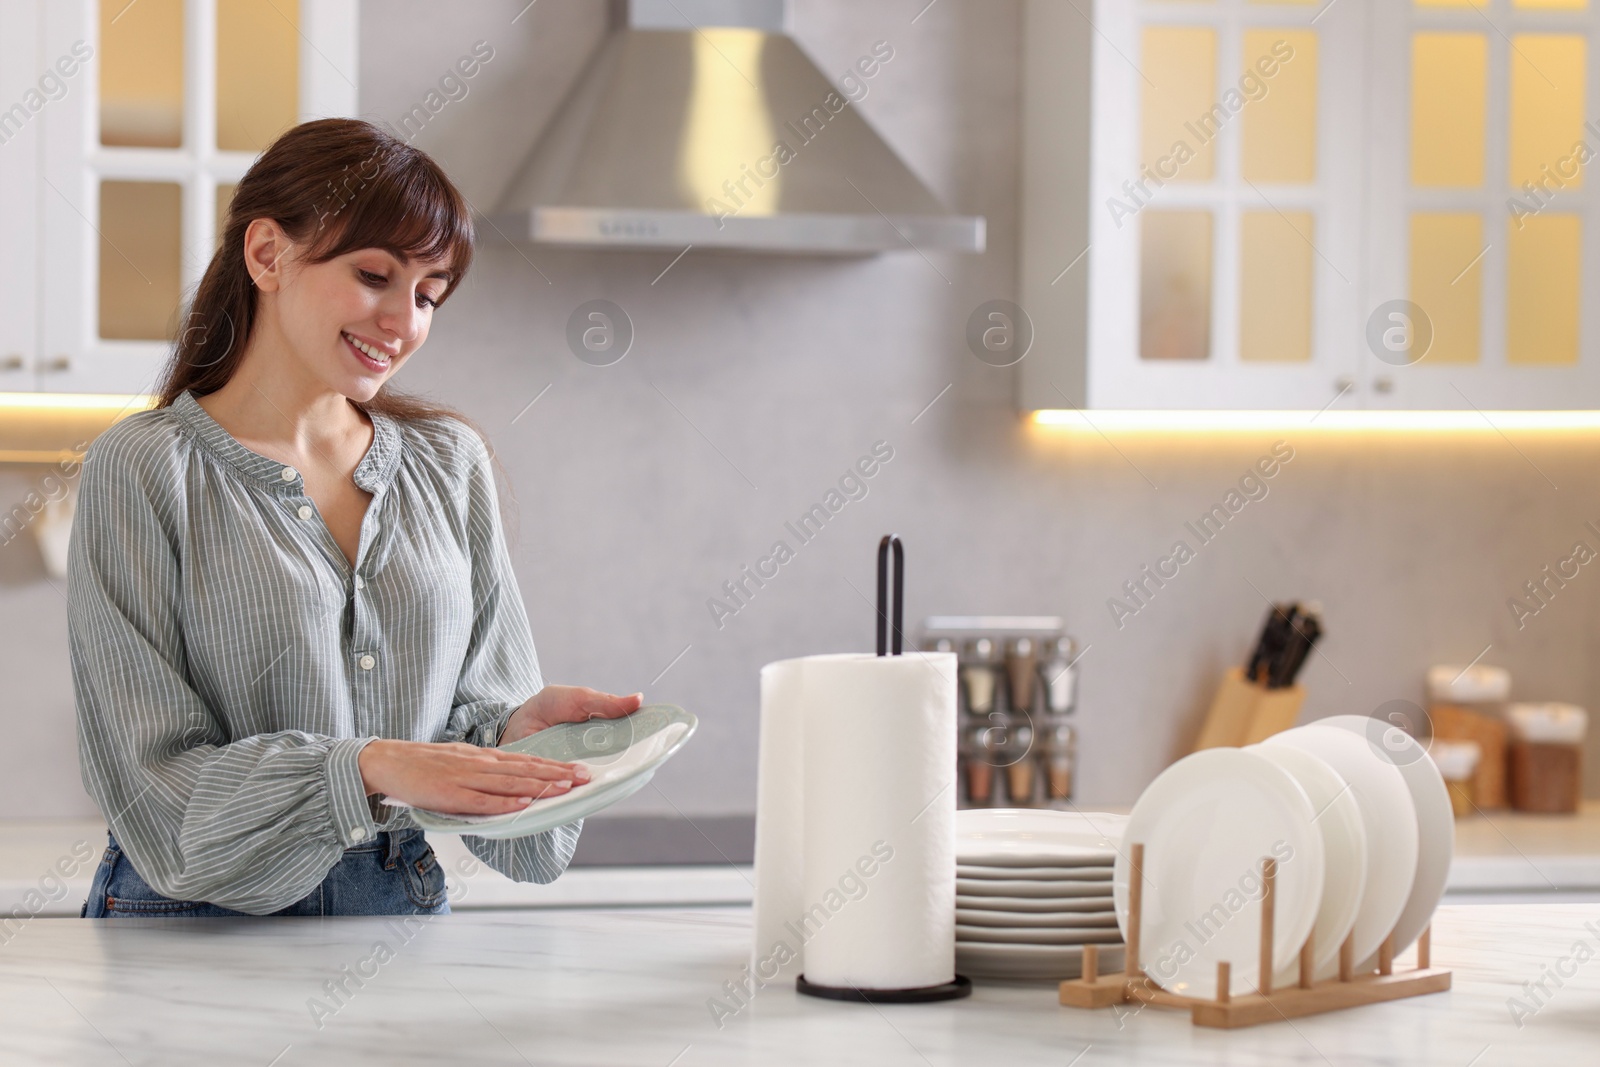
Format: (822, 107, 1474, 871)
(1040, 717, 1077, 801)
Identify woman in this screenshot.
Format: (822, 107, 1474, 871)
(68, 118, 640, 917)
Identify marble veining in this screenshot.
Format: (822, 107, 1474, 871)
(0, 904, 1592, 1065)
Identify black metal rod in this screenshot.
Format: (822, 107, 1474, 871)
(876, 535, 905, 656)
(876, 536, 890, 656)
(891, 536, 904, 656)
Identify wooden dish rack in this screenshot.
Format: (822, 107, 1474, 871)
(1058, 844, 1452, 1029)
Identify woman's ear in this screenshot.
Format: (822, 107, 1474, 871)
(242, 218, 292, 292)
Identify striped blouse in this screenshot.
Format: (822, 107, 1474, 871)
(66, 388, 580, 914)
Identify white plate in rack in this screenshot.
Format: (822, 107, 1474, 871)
(1114, 748, 1325, 999)
(1262, 725, 1418, 978)
(1315, 714, 1453, 972)
(1249, 741, 1369, 982)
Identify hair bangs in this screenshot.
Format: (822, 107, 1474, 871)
(305, 143, 475, 298)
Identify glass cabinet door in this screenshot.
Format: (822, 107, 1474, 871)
(1026, 0, 1600, 412)
(1087, 0, 1369, 410)
(1363, 0, 1600, 410)
(37, 0, 356, 396)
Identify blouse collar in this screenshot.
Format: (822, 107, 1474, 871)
(171, 388, 403, 494)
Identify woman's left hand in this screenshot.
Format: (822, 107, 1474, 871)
(500, 685, 643, 745)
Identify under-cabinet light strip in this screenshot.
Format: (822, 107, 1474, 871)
(1030, 409, 1600, 432)
(0, 393, 156, 412)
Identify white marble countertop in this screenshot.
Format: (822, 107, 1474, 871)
(1447, 803, 1600, 898)
(0, 820, 753, 915)
(5, 801, 1600, 914)
(0, 902, 1589, 1065)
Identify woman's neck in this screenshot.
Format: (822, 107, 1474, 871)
(195, 340, 372, 471)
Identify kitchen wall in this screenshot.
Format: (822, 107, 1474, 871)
(2, 0, 1598, 822)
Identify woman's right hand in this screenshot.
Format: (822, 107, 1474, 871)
(357, 739, 590, 815)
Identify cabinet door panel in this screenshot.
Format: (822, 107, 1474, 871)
(1363, 0, 1600, 410)
(1081, 0, 1366, 410)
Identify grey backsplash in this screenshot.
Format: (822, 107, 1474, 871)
(2, 1, 1598, 829)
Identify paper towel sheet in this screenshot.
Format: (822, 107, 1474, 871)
(752, 657, 809, 983)
(752, 651, 958, 991)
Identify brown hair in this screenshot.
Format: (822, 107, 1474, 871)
(153, 119, 520, 533)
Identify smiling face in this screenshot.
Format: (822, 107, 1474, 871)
(285, 248, 452, 400)
(244, 219, 454, 402)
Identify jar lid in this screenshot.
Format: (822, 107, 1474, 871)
(1427, 664, 1511, 704)
(1507, 703, 1588, 744)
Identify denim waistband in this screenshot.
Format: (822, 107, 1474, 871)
(349, 826, 426, 866)
(106, 826, 424, 864)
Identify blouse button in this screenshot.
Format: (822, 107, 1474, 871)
(280, 466, 297, 482)
(296, 505, 313, 520)
(354, 574, 366, 589)
(358, 654, 376, 671)
(350, 826, 369, 843)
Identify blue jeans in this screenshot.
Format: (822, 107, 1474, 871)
(80, 829, 451, 917)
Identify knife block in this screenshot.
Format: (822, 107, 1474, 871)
(1192, 667, 1306, 752)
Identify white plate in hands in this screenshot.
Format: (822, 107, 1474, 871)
(393, 704, 697, 840)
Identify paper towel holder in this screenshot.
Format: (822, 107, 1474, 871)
(793, 535, 974, 1004)
(796, 971, 972, 1003)
(876, 534, 905, 657)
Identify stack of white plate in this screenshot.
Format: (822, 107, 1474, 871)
(954, 809, 1130, 979)
(1113, 715, 1454, 999)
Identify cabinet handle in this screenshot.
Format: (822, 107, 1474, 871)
(1334, 376, 1355, 394)
(0, 354, 23, 372)
(1373, 377, 1394, 394)
(39, 355, 71, 373)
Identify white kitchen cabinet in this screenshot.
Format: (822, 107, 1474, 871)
(1019, 0, 1600, 413)
(0, 1, 43, 392)
(6, 0, 357, 397)
(1360, 0, 1600, 412)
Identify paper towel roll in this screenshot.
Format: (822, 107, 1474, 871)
(752, 651, 958, 991)
(751, 656, 809, 983)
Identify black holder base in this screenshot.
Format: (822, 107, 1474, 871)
(796, 972, 973, 1003)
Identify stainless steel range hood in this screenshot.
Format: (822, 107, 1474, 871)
(489, 0, 985, 254)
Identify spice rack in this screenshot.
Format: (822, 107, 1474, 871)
(1058, 844, 1452, 1029)
(919, 615, 1079, 809)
